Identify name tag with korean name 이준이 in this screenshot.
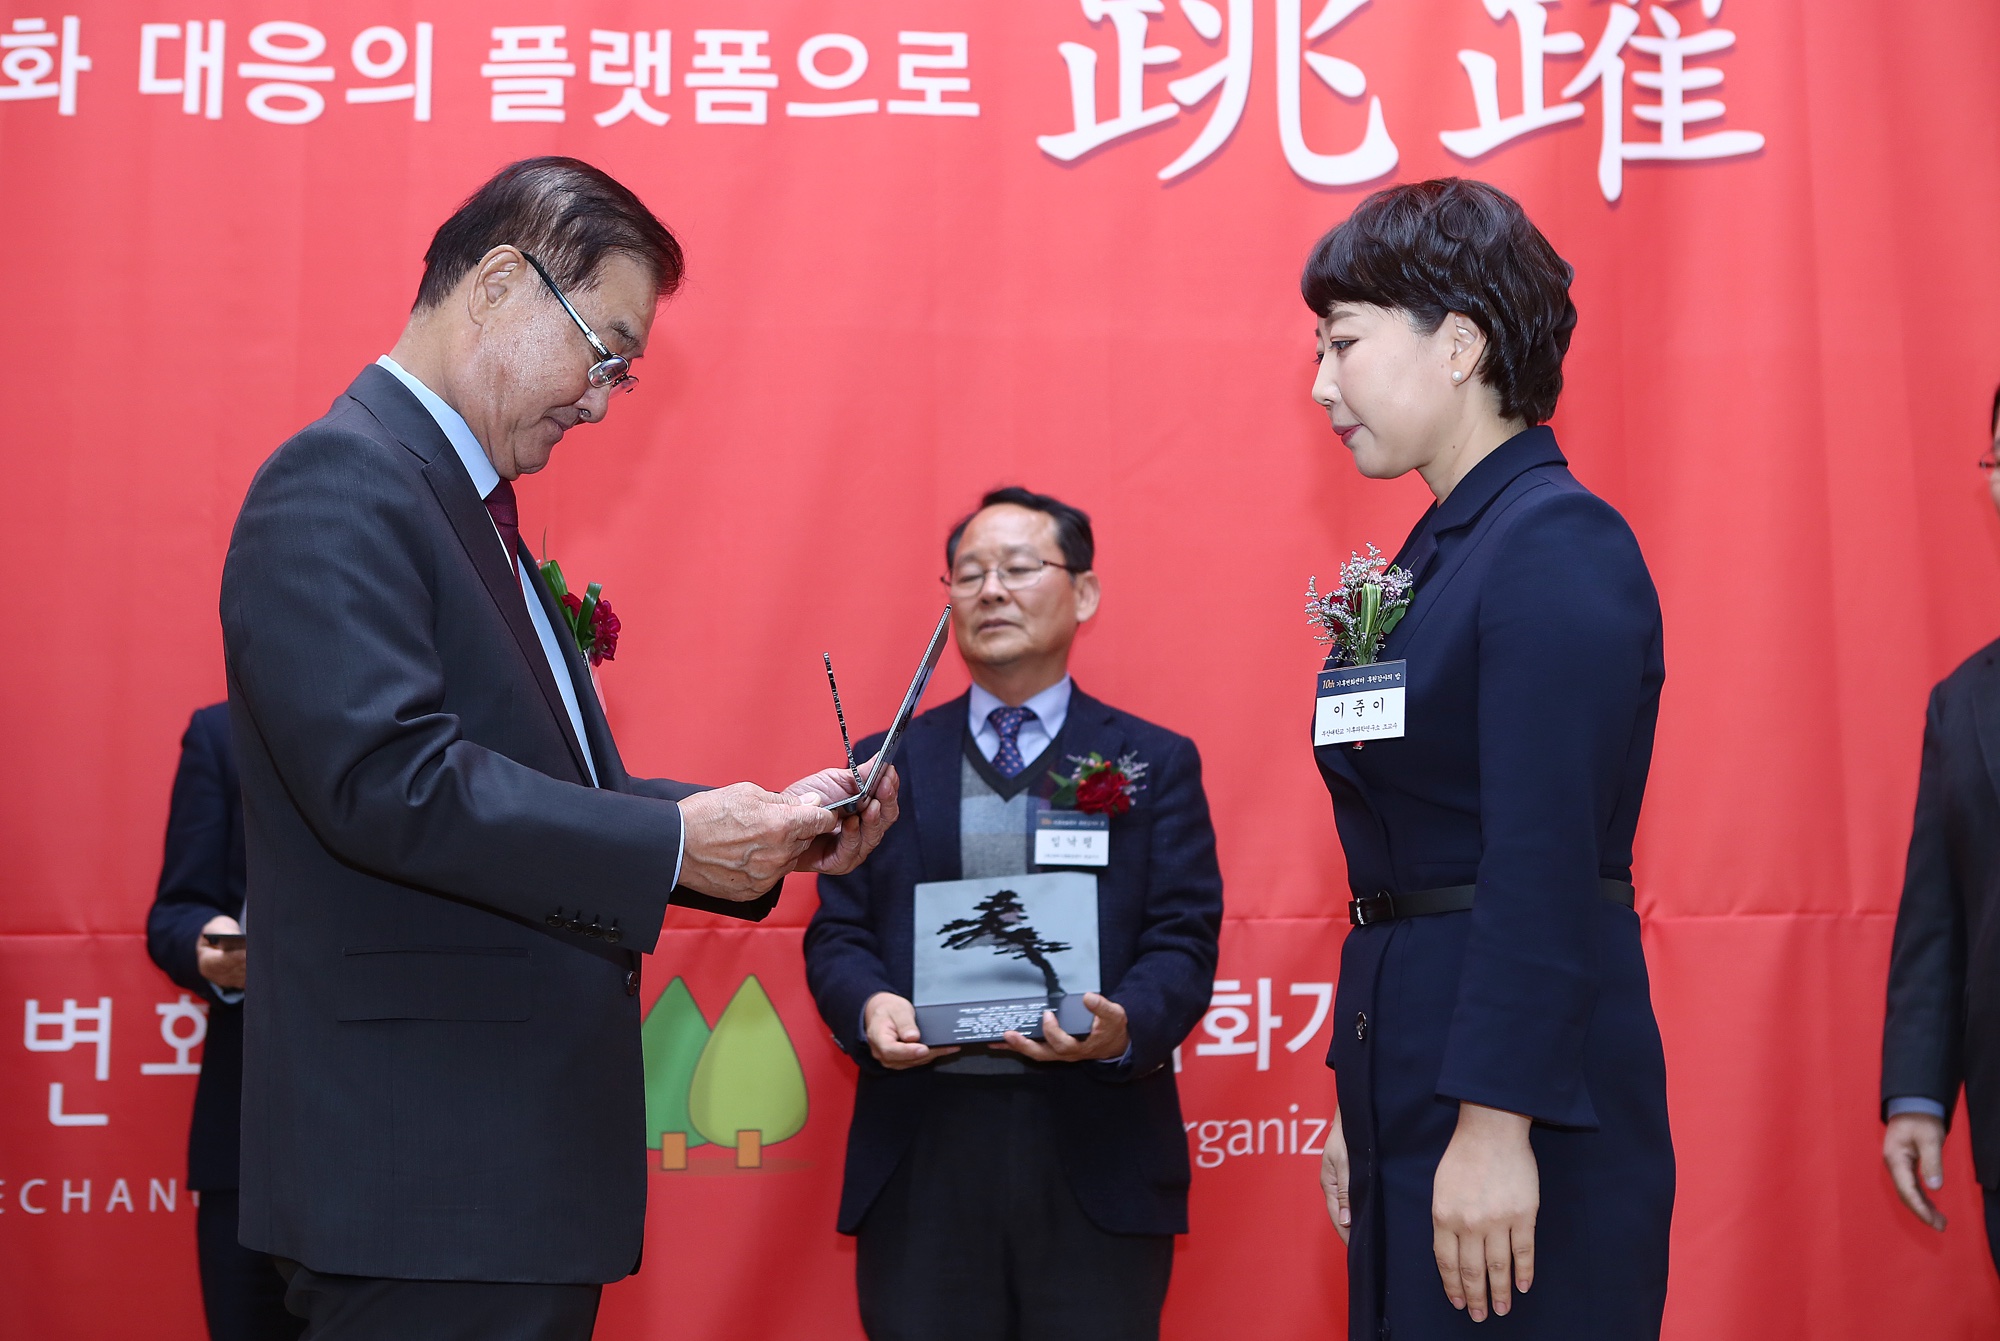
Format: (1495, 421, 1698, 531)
(1035, 811, 1110, 867)
(1314, 660, 1407, 745)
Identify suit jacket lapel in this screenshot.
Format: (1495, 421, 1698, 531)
(906, 697, 966, 883)
(1971, 653, 2000, 809)
(1055, 687, 1125, 782)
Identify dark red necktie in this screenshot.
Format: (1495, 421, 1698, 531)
(484, 479, 520, 570)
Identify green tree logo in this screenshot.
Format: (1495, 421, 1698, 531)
(641, 974, 809, 1170)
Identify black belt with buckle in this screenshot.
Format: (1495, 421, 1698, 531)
(1348, 878, 1635, 927)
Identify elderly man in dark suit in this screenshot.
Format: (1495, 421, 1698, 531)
(805, 488, 1224, 1341)
(220, 156, 895, 1340)
(147, 703, 302, 1341)
(1882, 383, 2000, 1268)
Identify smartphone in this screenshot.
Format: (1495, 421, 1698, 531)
(201, 933, 246, 952)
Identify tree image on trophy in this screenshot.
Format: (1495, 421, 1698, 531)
(935, 888, 1073, 1014)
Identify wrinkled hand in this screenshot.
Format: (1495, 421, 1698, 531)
(780, 756, 900, 877)
(862, 991, 958, 1070)
(996, 992, 1129, 1063)
(1323, 1105, 1352, 1243)
(1884, 1112, 1949, 1231)
(196, 914, 246, 991)
(677, 783, 840, 902)
(1433, 1102, 1538, 1322)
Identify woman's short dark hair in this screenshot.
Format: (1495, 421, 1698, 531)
(414, 156, 684, 310)
(946, 487, 1095, 573)
(1300, 178, 1576, 425)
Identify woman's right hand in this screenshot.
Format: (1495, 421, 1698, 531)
(1322, 1105, 1352, 1243)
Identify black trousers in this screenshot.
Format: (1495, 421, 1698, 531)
(855, 1079, 1174, 1341)
(197, 1189, 304, 1341)
(1984, 1188, 2000, 1277)
(274, 1261, 601, 1341)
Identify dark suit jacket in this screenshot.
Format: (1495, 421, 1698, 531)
(1882, 639, 2000, 1186)
(145, 703, 248, 1192)
(1319, 428, 1675, 1334)
(805, 687, 1223, 1237)
(219, 364, 772, 1284)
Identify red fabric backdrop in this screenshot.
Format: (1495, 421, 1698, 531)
(5, 1, 2000, 1335)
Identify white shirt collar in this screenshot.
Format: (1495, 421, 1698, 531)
(968, 676, 1073, 740)
(376, 355, 499, 501)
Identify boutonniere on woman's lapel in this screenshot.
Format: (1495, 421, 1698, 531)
(1307, 544, 1414, 667)
(1051, 752, 1148, 816)
(537, 558, 622, 667)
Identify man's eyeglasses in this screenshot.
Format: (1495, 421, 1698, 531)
(519, 250, 636, 395)
(1980, 452, 1998, 474)
(942, 559, 1075, 596)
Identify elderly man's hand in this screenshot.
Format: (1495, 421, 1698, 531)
(996, 992, 1129, 1063)
(779, 757, 900, 878)
(676, 784, 840, 902)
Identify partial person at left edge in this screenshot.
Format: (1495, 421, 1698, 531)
(220, 156, 897, 1340)
(146, 703, 303, 1341)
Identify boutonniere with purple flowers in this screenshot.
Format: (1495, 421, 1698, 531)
(1050, 752, 1149, 817)
(537, 559, 621, 667)
(1307, 544, 1414, 668)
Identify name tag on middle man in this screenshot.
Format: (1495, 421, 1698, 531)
(1314, 660, 1408, 745)
(1034, 811, 1110, 866)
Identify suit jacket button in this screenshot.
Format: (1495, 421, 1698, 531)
(605, 927, 624, 945)
(546, 910, 565, 928)
(1355, 1011, 1369, 1042)
(624, 970, 640, 996)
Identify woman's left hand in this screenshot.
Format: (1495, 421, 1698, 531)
(1432, 1101, 1538, 1322)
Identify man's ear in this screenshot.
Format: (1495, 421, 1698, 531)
(1073, 571, 1102, 624)
(464, 246, 526, 329)
(1444, 311, 1488, 379)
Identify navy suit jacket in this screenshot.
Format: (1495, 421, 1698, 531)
(1882, 639, 2000, 1186)
(1320, 427, 1665, 1127)
(220, 364, 771, 1284)
(805, 687, 1223, 1236)
(145, 703, 247, 1191)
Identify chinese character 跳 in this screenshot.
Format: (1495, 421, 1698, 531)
(887, 32, 977, 117)
(345, 23, 433, 121)
(237, 21, 333, 125)
(590, 29, 670, 127)
(0, 15, 89, 114)
(685, 29, 777, 125)
(140, 995, 208, 1076)
(484, 26, 574, 124)
(1277, 0, 1398, 186)
(786, 33, 877, 118)
(1037, 0, 1180, 162)
(139, 19, 223, 120)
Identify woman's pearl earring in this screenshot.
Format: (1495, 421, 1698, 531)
(1451, 370, 1465, 383)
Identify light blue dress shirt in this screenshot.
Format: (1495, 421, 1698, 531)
(968, 676, 1073, 767)
(376, 356, 601, 789)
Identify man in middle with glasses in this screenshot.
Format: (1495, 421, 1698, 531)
(805, 487, 1224, 1341)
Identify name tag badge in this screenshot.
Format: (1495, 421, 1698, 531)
(1034, 811, 1111, 867)
(1314, 660, 1408, 745)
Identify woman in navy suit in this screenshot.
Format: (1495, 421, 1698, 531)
(1304, 180, 1673, 1337)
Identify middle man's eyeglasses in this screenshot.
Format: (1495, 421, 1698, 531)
(520, 250, 637, 395)
(943, 559, 1075, 596)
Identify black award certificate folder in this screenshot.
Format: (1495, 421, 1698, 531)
(912, 872, 1100, 1045)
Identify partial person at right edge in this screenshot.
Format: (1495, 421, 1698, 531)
(1881, 381, 2000, 1270)
(806, 488, 1223, 1341)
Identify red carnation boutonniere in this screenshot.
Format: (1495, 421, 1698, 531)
(1051, 751, 1149, 817)
(538, 559, 621, 667)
